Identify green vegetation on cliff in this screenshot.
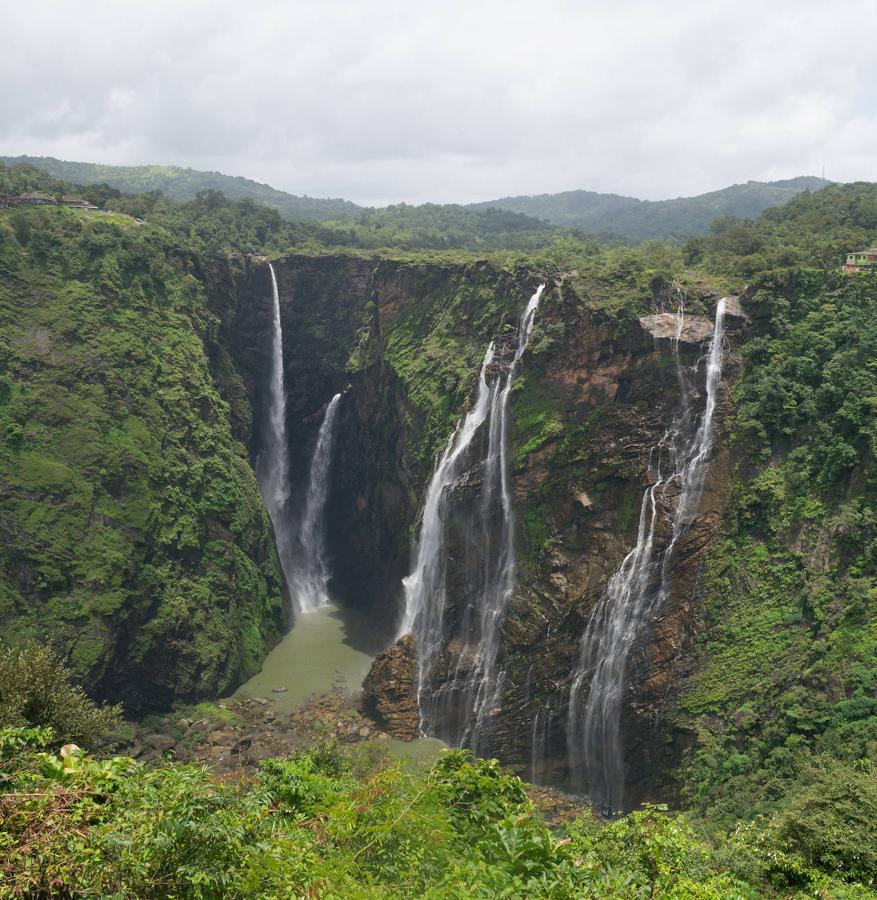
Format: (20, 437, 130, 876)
(381, 270, 529, 476)
(665, 183, 877, 829)
(0, 203, 284, 709)
(3, 722, 873, 897)
(1, 152, 877, 896)
(685, 181, 877, 278)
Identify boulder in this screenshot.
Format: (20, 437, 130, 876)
(142, 733, 175, 754)
(638, 313, 714, 344)
(361, 633, 419, 741)
(723, 294, 751, 322)
(231, 736, 253, 755)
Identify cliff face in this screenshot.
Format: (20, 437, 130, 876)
(0, 209, 286, 712)
(218, 255, 542, 636)
(490, 298, 744, 803)
(383, 283, 746, 802)
(215, 252, 745, 802)
(0, 208, 742, 794)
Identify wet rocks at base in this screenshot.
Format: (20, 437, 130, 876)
(119, 690, 388, 775)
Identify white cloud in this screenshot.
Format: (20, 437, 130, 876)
(1, 0, 874, 204)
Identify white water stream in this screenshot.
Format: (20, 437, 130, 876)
(567, 299, 727, 811)
(292, 393, 342, 613)
(243, 264, 448, 769)
(255, 263, 341, 616)
(255, 263, 296, 592)
(401, 285, 545, 750)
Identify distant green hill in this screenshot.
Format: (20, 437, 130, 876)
(314, 201, 568, 251)
(0, 155, 362, 223)
(468, 176, 833, 241)
(4, 155, 833, 242)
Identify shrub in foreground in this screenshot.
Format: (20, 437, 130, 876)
(0, 643, 121, 746)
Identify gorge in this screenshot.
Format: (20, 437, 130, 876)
(3, 178, 877, 896)
(2, 0, 876, 877)
(0, 227, 748, 801)
(212, 254, 747, 805)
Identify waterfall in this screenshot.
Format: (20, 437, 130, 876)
(401, 285, 545, 750)
(256, 263, 297, 592)
(466, 285, 543, 750)
(292, 393, 342, 613)
(255, 262, 341, 616)
(567, 298, 727, 812)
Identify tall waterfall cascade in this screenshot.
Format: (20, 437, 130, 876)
(401, 285, 546, 751)
(292, 393, 342, 613)
(567, 298, 727, 812)
(256, 263, 297, 591)
(255, 263, 342, 616)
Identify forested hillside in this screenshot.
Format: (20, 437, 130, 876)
(5, 155, 832, 244)
(0, 197, 286, 710)
(470, 177, 831, 241)
(0, 155, 361, 222)
(662, 182, 877, 823)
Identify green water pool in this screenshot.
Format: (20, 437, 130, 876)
(233, 603, 447, 765)
(234, 604, 373, 715)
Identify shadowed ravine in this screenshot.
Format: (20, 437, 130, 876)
(244, 262, 737, 812)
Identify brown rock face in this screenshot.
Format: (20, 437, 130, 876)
(361, 634, 419, 740)
(722, 294, 751, 322)
(638, 312, 714, 343)
(430, 290, 747, 804)
(214, 252, 751, 804)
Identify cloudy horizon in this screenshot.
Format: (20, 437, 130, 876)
(2, 0, 875, 206)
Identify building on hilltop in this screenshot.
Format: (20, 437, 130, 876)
(0, 194, 32, 208)
(60, 196, 100, 210)
(17, 192, 55, 205)
(843, 247, 877, 273)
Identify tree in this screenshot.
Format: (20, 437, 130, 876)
(0, 643, 122, 746)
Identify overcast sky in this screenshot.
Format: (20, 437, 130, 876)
(2, 0, 875, 205)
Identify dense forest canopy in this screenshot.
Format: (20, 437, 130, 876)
(2, 155, 835, 244)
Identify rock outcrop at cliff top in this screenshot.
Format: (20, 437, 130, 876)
(639, 294, 750, 344)
(361, 634, 419, 740)
(638, 312, 714, 343)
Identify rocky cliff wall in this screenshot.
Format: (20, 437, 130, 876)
(493, 296, 745, 804)
(213, 250, 746, 804)
(384, 284, 746, 805)
(215, 255, 541, 637)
